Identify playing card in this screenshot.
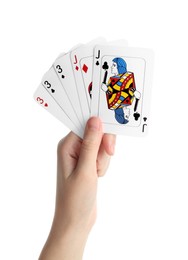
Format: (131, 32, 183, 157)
(41, 66, 83, 131)
(53, 50, 84, 127)
(70, 38, 106, 124)
(70, 46, 96, 123)
(33, 84, 83, 137)
(91, 45, 154, 136)
(107, 39, 128, 47)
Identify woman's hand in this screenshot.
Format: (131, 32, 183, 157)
(39, 117, 116, 260)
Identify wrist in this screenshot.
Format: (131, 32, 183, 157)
(53, 200, 97, 236)
(49, 206, 94, 241)
(39, 218, 90, 260)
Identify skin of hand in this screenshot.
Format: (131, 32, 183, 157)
(39, 117, 116, 260)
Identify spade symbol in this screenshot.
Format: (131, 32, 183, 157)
(143, 117, 147, 122)
(96, 61, 99, 66)
(51, 89, 55, 93)
(61, 75, 65, 79)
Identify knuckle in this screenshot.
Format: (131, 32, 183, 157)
(57, 138, 64, 150)
(57, 132, 74, 155)
(81, 138, 98, 151)
(57, 138, 68, 155)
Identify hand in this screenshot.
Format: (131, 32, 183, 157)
(39, 117, 116, 260)
(55, 117, 115, 230)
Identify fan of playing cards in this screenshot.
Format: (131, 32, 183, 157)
(34, 38, 154, 138)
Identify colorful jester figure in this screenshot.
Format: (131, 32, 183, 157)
(101, 57, 141, 124)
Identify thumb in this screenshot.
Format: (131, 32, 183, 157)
(77, 117, 103, 172)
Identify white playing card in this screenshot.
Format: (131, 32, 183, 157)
(54, 52, 66, 60)
(41, 66, 83, 131)
(53, 50, 84, 127)
(70, 46, 95, 122)
(70, 38, 106, 124)
(54, 44, 83, 61)
(33, 84, 84, 137)
(91, 45, 154, 136)
(107, 39, 128, 47)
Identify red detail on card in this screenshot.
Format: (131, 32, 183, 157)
(82, 64, 88, 73)
(36, 97, 44, 104)
(44, 103, 48, 107)
(74, 55, 78, 64)
(75, 66, 79, 71)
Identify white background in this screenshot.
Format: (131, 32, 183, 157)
(0, 1, 188, 259)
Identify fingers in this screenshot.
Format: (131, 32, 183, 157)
(102, 133, 116, 156)
(97, 143, 111, 177)
(57, 132, 82, 160)
(96, 134, 116, 177)
(58, 132, 81, 152)
(76, 117, 103, 173)
(57, 132, 82, 178)
(57, 119, 116, 180)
